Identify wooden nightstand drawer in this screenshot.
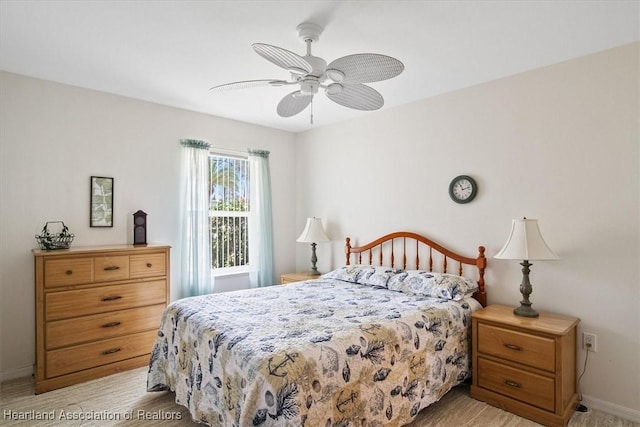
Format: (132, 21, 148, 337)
(477, 357, 555, 412)
(478, 323, 555, 372)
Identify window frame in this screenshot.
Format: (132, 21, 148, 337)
(209, 151, 251, 277)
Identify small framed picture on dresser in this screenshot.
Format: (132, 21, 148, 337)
(90, 176, 114, 227)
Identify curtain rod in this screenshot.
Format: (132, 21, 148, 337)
(210, 146, 248, 157)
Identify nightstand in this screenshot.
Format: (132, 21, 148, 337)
(470, 304, 580, 427)
(280, 272, 318, 284)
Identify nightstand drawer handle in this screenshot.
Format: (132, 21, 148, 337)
(101, 321, 121, 328)
(102, 347, 121, 355)
(504, 343, 522, 351)
(146, 263, 152, 268)
(103, 265, 120, 271)
(504, 380, 521, 388)
(101, 295, 122, 302)
(65, 270, 73, 275)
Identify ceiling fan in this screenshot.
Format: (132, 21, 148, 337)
(210, 23, 404, 122)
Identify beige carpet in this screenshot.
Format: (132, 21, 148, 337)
(1, 368, 636, 426)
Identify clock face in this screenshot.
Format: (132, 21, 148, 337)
(449, 175, 477, 204)
(135, 216, 145, 225)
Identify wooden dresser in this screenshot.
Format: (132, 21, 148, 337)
(33, 244, 170, 393)
(470, 304, 580, 427)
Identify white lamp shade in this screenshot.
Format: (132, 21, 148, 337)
(495, 218, 559, 261)
(297, 217, 330, 243)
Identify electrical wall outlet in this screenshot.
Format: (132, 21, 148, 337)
(583, 332, 597, 352)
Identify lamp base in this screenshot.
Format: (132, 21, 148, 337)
(307, 243, 321, 277)
(514, 304, 539, 318)
(513, 260, 539, 318)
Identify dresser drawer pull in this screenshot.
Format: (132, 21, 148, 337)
(103, 266, 120, 271)
(504, 343, 522, 351)
(146, 263, 153, 268)
(101, 321, 122, 328)
(504, 380, 521, 388)
(65, 270, 73, 275)
(101, 295, 123, 302)
(102, 347, 121, 355)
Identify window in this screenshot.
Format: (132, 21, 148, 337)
(209, 153, 250, 273)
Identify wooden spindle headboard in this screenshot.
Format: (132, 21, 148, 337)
(345, 231, 487, 306)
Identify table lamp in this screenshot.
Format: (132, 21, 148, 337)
(296, 217, 330, 276)
(495, 218, 559, 317)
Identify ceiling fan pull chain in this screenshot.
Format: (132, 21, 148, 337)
(310, 97, 314, 125)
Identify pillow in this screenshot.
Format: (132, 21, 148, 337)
(387, 271, 478, 301)
(323, 265, 403, 287)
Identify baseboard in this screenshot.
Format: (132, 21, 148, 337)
(0, 365, 33, 383)
(581, 394, 640, 423)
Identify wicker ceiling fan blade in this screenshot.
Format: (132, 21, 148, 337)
(210, 79, 288, 92)
(326, 54, 404, 84)
(277, 91, 312, 117)
(325, 83, 384, 111)
(252, 43, 313, 74)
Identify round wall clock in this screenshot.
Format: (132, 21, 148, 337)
(449, 175, 478, 204)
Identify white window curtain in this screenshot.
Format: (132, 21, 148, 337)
(179, 139, 213, 297)
(248, 149, 275, 287)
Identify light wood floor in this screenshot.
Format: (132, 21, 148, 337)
(1, 368, 637, 426)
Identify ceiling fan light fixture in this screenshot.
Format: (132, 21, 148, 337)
(326, 83, 343, 95)
(291, 91, 311, 99)
(326, 69, 345, 83)
(300, 79, 319, 95)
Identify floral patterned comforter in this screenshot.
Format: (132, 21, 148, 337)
(147, 277, 482, 427)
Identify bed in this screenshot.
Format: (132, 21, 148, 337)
(147, 231, 487, 426)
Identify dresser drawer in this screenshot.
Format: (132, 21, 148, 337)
(46, 304, 166, 349)
(477, 357, 555, 412)
(94, 255, 129, 282)
(130, 253, 166, 279)
(45, 280, 167, 320)
(44, 258, 93, 288)
(46, 330, 157, 378)
(478, 323, 555, 372)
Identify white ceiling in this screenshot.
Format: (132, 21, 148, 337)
(1, 1, 638, 134)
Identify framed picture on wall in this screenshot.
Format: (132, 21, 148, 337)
(90, 176, 114, 227)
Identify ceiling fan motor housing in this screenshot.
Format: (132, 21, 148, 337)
(303, 55, 327, 78)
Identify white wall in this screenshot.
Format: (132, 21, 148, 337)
(295, 43, 640, 418)
(0, 72, 297, 379)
